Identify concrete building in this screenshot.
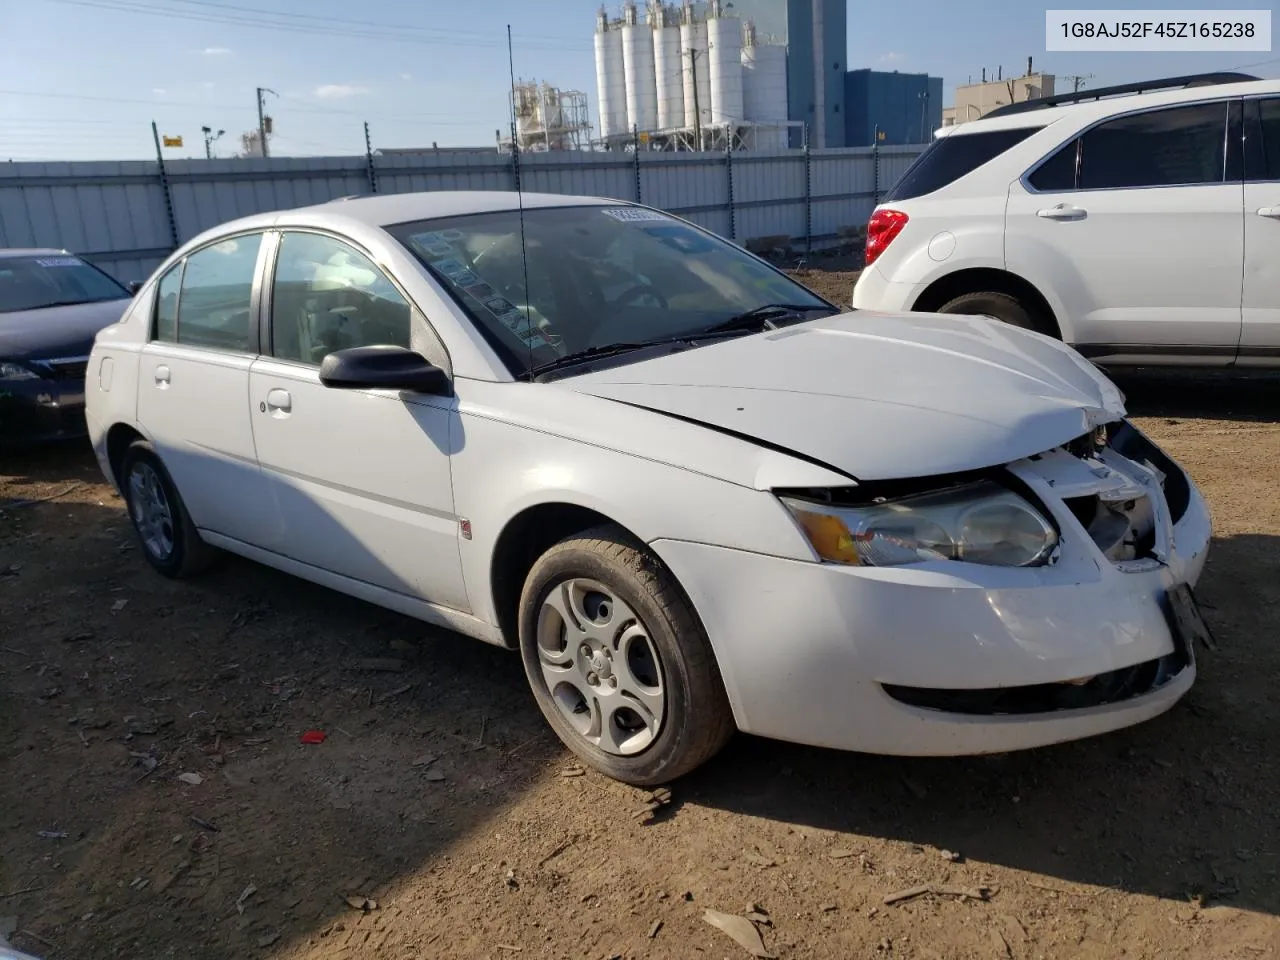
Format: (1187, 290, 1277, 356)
(593, 1, 847, 150)
(942, 70, 1056, 127)
(844, 69, 943, 146)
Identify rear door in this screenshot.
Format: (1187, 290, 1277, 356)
(135, 231, 278, 544)
(1240, 96, 1280, 365)
(1005, 100, 1244, 364)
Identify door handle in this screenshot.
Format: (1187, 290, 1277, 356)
(264, 388, 292, 415)
(153, 365, 171, 387)
(1257, 206, 1280, 219)
(1037, 203, 1087, 221)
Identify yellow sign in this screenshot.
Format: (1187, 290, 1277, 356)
(638, 131, 649, 144)
(162, 135, 184, 148)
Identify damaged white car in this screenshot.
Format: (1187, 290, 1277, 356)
(84, 192, 1213, 785)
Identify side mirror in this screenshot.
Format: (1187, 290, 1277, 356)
(318, 345, 452, 395)
(127, 280, 143, 295)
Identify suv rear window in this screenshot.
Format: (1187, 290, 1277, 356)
(882, 126, 1042, 201)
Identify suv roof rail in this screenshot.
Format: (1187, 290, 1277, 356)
(983, 71, 1260, 118)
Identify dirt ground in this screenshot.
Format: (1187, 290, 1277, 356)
(3, 268, 1280, 960)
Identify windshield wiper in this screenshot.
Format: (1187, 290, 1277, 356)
(702, 303, 837, 335)
(530, 330, 753, 379)
(529, 341, 676, 378)
(528, 303, 837, 380)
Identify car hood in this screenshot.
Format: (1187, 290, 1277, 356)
(563, 310, 1127, 482)
(0, 298, 131, 362)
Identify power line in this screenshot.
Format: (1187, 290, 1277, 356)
(161, 0, 579, 43)
(1229, 55, 1280, 71)
(0, 88, 470, 123)
(42, 0, 588, 49)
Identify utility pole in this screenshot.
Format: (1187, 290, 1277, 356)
(686, 48, 702, 150)
(256, 87, 276, 157)
(201, 125, 224, 159)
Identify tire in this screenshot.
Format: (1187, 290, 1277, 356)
(120, 439, 216, 579)
(936, 290, 1045, 334)
(517, 524, 735, 786)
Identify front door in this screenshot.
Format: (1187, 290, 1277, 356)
(1006, 99, 1244, 364)
(135, 231, 278, 545)
(1240, 96, 1280, 366)
(247, 229, 469, 612)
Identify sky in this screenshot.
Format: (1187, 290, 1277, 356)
(2, 0, 1278, 162)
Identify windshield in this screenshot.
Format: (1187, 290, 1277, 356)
(386, 205, 833, 377)
(0, 254, 129, 314)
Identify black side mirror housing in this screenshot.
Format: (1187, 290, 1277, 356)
(127, 280, 143, 295)
(318, 345, 452, 395)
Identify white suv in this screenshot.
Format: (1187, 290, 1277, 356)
(852, 72, 1280, 369)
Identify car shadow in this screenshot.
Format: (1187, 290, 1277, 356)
(681, 530, 1280, 917)
(0, 442, 562, 959)
(1111, 369, 1280, 423)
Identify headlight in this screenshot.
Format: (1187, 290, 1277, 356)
(780, 480, 1058, 568)
(0, 361, 38, 382)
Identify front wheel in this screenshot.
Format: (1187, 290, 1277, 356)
(517, 525, 735, 786)
(936, 290, 1045, 334)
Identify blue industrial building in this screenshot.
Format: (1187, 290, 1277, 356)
(844, 69, 944, 146)
(728, 0, 848, 147)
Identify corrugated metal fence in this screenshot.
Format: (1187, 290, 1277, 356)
(0, 144, 925, 283)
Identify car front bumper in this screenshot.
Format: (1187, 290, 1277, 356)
(0, 377, 87, 445)
(650, 427, 1212, 757)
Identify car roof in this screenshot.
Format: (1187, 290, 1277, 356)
(181, 190, 625, 247)
(289, 190, 618, 228)
(0, 247, 69, 259)
(938, 76, 1280, 138)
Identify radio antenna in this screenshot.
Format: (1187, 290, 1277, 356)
(507, 24, 535, 381)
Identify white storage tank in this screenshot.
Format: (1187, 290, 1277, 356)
(620, 1, 658, 133)
(679, 5, 711, 131)
(593, 10, 628, 140)
(652, 5, 685, 130)
(741, 21, 787, 148)
(706, 2, 744, 125)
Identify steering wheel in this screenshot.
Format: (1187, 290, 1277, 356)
(613, 284, 669, 309)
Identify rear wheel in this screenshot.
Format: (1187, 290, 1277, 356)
(120, 440, 216, 579)
(936, 290, 1045, 334)
(517, 524, 735, 786)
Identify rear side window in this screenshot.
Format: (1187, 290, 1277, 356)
(883, 127, 1042, 201)
(1077, 102, 1228, 190)
(1245, 97, 1280, 181)
(154, 264, 181, 342)
(1028, 140, 1078, 191)
(176, 234, 263, 352)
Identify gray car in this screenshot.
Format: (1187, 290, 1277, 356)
(0, 248, 136, 445)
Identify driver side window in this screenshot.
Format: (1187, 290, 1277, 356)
(270, 232, 411, 365)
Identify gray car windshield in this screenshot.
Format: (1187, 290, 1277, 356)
(387, 205, 833, 377)
(0, 255, 129, 313)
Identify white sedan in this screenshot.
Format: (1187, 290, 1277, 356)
(85, 191, 1213, 785)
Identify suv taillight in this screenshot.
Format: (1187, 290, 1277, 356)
(865, 209, 909, 267)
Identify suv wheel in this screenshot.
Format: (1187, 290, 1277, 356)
(517, 524, 735, 786)
(936, 291, 1045, 334)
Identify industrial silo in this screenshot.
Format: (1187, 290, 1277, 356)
(620, 1, 658, 133)
(706, 0, 744, 125)
(593, 8, 628, 140)
(679, 2, 711, 133)
(651, 4, 685, 130)
(741, 21, 788, 149)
